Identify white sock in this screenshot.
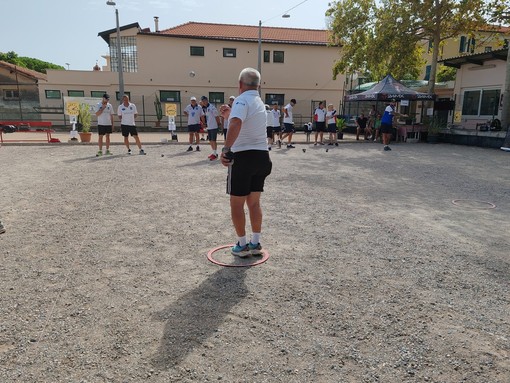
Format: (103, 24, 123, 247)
(251, 233, 260, 244)
(213, 150, 217, 155)
(238, 236, 247, 246)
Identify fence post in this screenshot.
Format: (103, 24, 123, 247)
(142, 95, 146, 128)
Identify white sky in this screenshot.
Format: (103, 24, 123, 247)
(2, 0, 333, 70)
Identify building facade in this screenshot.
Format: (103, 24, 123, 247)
(441, 48, 507, 129)
(38, 22, 346, 127)
(0, 61, 46, 121)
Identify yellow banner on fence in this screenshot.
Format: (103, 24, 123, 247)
(165, 103, 177, 117)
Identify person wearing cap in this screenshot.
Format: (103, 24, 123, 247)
(219, 68, 272, 258)
(200, 95, 222, 160)
(184, 96, 205, 152)
(117, 95, 146, 155)
(94, 93, 115, 156)
(281, 99, 296, 149)
(380, 99, 404, 151)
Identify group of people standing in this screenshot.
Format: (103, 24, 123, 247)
(313, 101, 340, 146)
(355, 100, 404, 151)
(265, 99, 297, 150)
(183, 95, 226, 160)
(94, 93, 146, 156)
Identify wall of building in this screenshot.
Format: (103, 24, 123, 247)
(452, 59, 505, 128)
(38, 28, 346, 127)
(0, 68, 41, 120)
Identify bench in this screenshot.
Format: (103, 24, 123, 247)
(0, 121, 54, 143)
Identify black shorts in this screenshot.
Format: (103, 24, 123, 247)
(266, 126, 273, 138)
(283, 123, 294, 133)
(272, 126, 281, 133)
(380, 123, 393, 134)
(315, 121, 326, 132)
(121, 124, 138, 137)
(327, 123, 337, 133)
(188, 124, 201, 133)
(227, 150, 272, 197)
(207, 128, 218, 141)
(97, 125, 112, 135)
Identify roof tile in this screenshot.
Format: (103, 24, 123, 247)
(155, 22, 330, 45)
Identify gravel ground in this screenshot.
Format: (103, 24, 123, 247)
(0, 141, 509, 383)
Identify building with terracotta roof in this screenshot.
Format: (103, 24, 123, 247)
(38, 21, 346, 127)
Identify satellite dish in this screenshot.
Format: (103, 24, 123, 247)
(189, 71, 196, 77)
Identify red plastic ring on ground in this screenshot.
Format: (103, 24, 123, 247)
(207, 244, 270, 268)
(451, 199, 496, 209)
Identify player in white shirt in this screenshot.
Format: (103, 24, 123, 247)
(219, 68, 272, 258)
(314, 101, 327, 145)
(117, 95, 146, 155)
(200, 95, 222, 160)
(94, 93, 115, 156)
(281, 99, 296, 148)
(270, 104, 282, 148)
(183, 96, 205, 152)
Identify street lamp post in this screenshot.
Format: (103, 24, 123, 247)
(257, 14, 290, 75)
(106, 0, 124, 99)
(257, 20, 262, 74)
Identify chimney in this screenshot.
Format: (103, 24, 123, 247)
(154, 16, 159, 32)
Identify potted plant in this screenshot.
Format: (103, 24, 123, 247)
(77, 103, 92, 143)
(336, 116, 346, 140)
(154, 94, 163, 127)
(426, 116, 443, 144)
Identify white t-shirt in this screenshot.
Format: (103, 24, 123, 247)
(326, 110, 337, 125)
(228, 89, 267, 152)
(117, 102, 137, 126)
(314, 107, 326, 122)
(266, 110, 272, 127)
(283, 103, 293, 124)
(184, 104, 203, 125)
(270, 109, 281, 128)
(202, 103, 219, 130)
(95, 102, 114, 126)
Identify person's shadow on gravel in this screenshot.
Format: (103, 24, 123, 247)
(151, 267, 248, 369)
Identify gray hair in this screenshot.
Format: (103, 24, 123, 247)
(239, 67, 261, 87)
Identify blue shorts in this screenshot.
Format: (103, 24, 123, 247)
(207, 128, 218, 141)
(188, 124, 201, 133)
(283, 123, 294, 133)
(327, 123, 337, 133)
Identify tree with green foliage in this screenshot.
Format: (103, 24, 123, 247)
(327, 0, 494, 92)
(0, 51, 64, 73)
(436, 65, 456, 82)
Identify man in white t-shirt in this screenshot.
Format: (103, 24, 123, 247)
(183, 96, 205, 152)
(314, 101, 327, 145)
(270, 104, 281, 148)
(94, 93, 115, 156)
(281, 99, 296, 148)
(219, 67, 272, 258)
(117, 95, 146, 155)
(200, 95, 221, 160)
